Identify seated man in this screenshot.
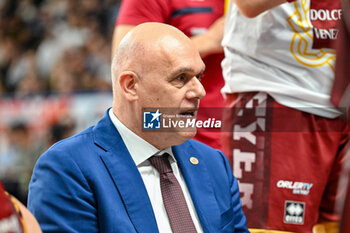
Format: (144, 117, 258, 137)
(27, 23, 248, 233)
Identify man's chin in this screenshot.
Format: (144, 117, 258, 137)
(177, 129, 197, 142)
(146, 130, 197, 149)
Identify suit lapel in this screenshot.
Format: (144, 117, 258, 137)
(173, 142, 221, 233)
(93, 111, 159, 233)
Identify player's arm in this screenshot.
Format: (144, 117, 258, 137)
(11, 196, 42, 233)
(111, 0, 168, 59)
(112, 25, 135, 59)
(233, 0, 291, 18)
(112, 17, 225, 59)
(191, 16, 225, 58)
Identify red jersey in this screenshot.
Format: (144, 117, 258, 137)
(331, 13, 350, 123)
(222, 92, 350, 232)
(339, 166, 350, 233)
(0, 181, 25, 233)
(332, 4, 350, 232)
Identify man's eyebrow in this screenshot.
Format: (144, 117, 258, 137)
(168, 66, 206, 78)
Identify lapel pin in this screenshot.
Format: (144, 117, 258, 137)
(190, 157, 199, 165)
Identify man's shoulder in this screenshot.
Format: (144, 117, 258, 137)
(38, 126, 96, 164)
(50, 126, 95, 151)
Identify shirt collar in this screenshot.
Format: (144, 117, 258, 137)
(108, 109, 175, 166)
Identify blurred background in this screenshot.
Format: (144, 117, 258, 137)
(0, 0, 120, 204)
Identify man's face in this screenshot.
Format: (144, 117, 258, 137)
(136, 36, 206, 147)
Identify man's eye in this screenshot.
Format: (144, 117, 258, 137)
(170, 75, 188, 88)
(176, 75, 187, 82)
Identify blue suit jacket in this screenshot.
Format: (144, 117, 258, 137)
(28, 111, 248, 233)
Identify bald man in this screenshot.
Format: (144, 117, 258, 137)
(27, 23, 248, 233)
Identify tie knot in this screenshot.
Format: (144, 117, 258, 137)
(149, 153, 173, 174)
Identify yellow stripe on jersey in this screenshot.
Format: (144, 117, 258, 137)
(249, 222, 339, 233)
(249, 229, 296, 233)
(224, 0, 230, 14)
(10, 195, 27, 233)
(312, 222, 339, 233)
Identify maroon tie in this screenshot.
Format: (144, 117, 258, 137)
(149, 153, 197, 233)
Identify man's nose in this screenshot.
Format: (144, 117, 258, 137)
(186, 77, 206, 100)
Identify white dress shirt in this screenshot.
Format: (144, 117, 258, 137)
(109, 109, 203, 233)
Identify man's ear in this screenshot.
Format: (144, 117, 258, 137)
(118, 71, 139, 101)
